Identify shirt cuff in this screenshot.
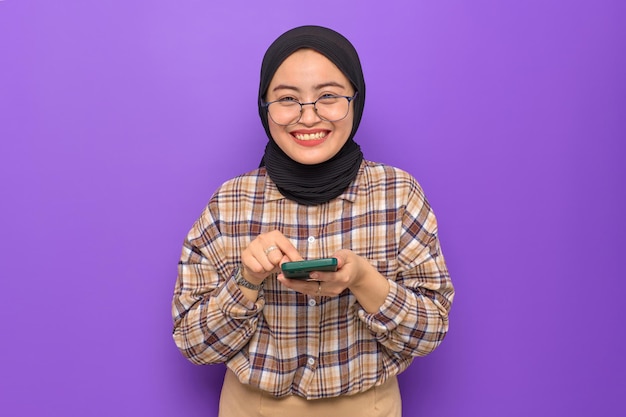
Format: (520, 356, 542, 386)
(215, 273, 265, 320)
(358, 280, 411, 334)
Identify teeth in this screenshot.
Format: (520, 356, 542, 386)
(294, 132, 327, 140)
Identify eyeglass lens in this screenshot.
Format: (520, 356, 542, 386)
(268, 96, 351, 126)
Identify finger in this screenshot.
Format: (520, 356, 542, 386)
(272, 236, 303, 262)
(246, 231, 304, 276)
(278, 254, 296, 269)
(264, 247, 284, 268)
(241, 252, 267, 280)
(248, 240, 281, 271)
(331, 249, 350, 269)
(277, 275, 320, 296)
(308, 269, 335, 283)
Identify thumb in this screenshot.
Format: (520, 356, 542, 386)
(332, 249, 350, 269)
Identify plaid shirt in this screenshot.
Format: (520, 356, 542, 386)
(172, 160, 454, 399)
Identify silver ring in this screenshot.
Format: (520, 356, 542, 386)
(317, 281, 321, 296)
(264, 245, 278, 256)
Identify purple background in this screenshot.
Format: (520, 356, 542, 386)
(1, 1, 624, 416)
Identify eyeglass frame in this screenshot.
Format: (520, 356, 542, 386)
(261, 91, 359, 126)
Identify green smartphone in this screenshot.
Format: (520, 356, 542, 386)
(281, 258, 338, 279)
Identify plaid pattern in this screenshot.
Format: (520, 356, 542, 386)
(172, 160, 454, 399)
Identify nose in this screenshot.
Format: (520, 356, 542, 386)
(298, 102, 322, 125)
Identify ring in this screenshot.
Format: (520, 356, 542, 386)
(264, 246, 278, 256)
(317, 281, 321, 296)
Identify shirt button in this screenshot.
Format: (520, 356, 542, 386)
(308, 298, 317, 307)
(307, 236, 316, 244)
(307, 358, 315, 366)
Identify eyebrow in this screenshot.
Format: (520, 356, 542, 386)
(271, 81, 347, 93)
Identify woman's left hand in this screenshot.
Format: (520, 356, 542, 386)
(276, 249, 353, 296)
(277, 249, 387, 307)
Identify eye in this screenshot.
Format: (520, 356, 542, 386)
(318, 94, 341, 104)
(277, 96, 298, 103)
(273, 96, 300, 108)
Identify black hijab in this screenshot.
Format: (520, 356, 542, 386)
(258, 25, 366, 205)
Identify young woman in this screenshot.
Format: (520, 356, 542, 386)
(172, 25, 454, 417)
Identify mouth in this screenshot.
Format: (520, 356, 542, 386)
(291, 130, 329, 141)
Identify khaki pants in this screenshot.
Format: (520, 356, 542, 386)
(218, 369, 402, 417)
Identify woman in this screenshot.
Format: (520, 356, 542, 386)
(172, 25, 454, 416)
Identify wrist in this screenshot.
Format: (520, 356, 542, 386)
(234, 266, 264, 291)
(348, 256, 371, 289)
(348, 259, 390, 313)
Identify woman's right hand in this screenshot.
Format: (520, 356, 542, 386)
(240, 230, 302, 286)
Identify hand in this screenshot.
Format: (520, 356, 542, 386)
(278, 249, 389, 312)
(277, 249, 368, 297)
(241, 230, 302, 285)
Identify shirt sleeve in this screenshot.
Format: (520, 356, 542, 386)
(358, 178, 454, 357)
(171, 204, 264, 365)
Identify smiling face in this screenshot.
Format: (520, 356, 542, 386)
(265, 49, 355, 165)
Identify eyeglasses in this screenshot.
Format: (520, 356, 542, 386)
(262, 92, 358, 126)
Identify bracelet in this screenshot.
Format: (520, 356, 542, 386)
(234, 267, 263, 291)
